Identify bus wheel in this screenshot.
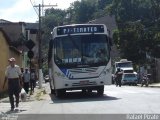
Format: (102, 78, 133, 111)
(97, 86, 104, 96)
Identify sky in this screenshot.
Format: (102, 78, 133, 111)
(0, 0, 78, 23)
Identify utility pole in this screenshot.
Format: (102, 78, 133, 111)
(34, 2, 57, 88)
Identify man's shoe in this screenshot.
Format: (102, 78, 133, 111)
(11, 108, 14, 111)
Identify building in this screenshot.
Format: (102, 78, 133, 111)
(0, 20, 39, 70)
(0, 28, 22, 92)
(0, 20, 39, 92)
(0, 20, 26, 66)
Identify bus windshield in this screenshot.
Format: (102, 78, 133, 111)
(54, 34, 110, 67)
(116, 62, 133, 68)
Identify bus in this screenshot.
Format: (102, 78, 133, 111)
(48, 24, 112, 97)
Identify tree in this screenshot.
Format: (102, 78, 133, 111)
(68, 0, 97, 23)
(42, 8, 66, 44)
(108, 0, 160, 64)
(98, 0, 113, 9)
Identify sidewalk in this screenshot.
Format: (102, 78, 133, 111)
(0, 84, 47, 113)
(148, 82, 160, 88)
(0, 86, 42, 102)
(137, 82, 160, 88)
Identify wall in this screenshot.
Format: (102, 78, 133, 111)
(0, 31, 22, 93)
(0, 31, 10, 92)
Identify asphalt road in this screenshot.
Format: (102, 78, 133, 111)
(1, 84, 160, 120)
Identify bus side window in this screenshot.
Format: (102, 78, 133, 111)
(48, 39, 54, 66)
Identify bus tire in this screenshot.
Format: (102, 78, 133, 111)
(97, 86, 104, 96)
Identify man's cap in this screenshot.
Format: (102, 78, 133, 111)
(8, 57, 16, 62)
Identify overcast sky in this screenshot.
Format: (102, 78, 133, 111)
(0, 0, 78, 23)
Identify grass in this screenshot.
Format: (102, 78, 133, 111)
(35, 89, 46, 101)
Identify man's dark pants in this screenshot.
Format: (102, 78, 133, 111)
(30, 79, 35, 92)
(8, 79, 20, 109)
(24, 82, 29, 94)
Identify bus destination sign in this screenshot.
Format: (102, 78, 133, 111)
(57, 25, 104, 35)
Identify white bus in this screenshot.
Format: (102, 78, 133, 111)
(48, 24, 112, 97)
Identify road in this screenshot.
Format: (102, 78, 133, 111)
(0, 84, 160, 120)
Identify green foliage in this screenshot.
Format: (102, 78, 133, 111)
(41, 0, 113, 48)
(68, 0, 97, 23)
(41, 0, 114, 71)
(98, 0, 113, 9)
(42, 8, 66, 46)
(109, 0, 160, 65)
(41, 0, 160, 66)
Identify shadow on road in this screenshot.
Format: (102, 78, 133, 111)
(3, 108, 27, 114)
(49, 91, 120, 104)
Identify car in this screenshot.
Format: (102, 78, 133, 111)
(121, 73, 138, 85)
(44, 75, 50, 83)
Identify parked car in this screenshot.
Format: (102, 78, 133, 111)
(121, 73, 138, 85)
(44, 75, 50, 83)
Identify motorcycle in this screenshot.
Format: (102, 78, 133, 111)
(141, 74, 150, 87)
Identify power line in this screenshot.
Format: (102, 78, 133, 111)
(29, 0, 39, 16)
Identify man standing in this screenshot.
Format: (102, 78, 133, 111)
(30, 69, 37, 95)
(3, 57, 23, 111)
(23, 68, 30, 94)
(115, 67, 123, 87)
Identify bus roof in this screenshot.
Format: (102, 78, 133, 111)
(54, 24, 107, 28)
(115, 61, 132, 64)
(115, 59, 132, 63)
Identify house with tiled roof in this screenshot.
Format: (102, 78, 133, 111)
(0, 20, 39, 71)
(0, 20, 39, 92)
(0, 28, 22, 92)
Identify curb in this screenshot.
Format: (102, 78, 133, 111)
(148, 85, 160, 88)
(137, 84, 160, 88)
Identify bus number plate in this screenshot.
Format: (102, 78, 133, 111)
(80, 80, 89, 85)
